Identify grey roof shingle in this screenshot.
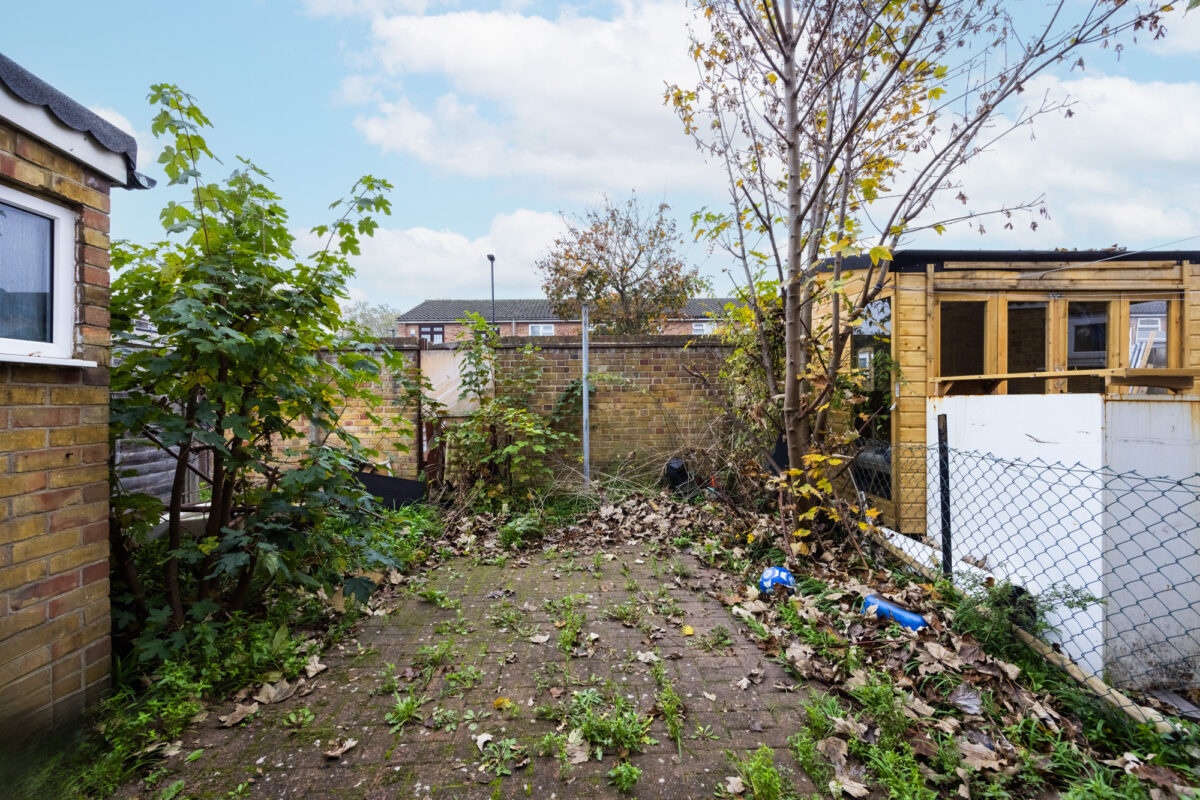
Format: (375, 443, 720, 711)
(397, 297, 739, 323)
(0, 53, 153, 189)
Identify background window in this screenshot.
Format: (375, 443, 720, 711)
(418, 325, 444, 344)
(692, 321, 716, 335)
(529, 324, 555, 336)
(1129, 300, 1167, 369)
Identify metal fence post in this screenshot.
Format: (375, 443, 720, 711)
(581, 302, 590, 486)
(937, 413, 952, 581)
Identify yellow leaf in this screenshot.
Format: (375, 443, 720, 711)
(493, 697, 514, 710)
(766, 73, 778, 84)
(682, 625, 695, 636)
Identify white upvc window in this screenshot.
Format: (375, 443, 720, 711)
(692, 321, 716, 335)
(529, 324, 555, 336)
(0, 184, 80, 364)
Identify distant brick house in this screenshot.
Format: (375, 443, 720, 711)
(0, 53, 150, 731)
(397, 297, 736, 343)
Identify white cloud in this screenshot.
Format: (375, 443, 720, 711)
(1148, 10, 1200, 56)
(306, 208, 567, 309)
(88, 105, 159, 174)
(911, 74, 1200, 249)
(338, 2, 723, 197)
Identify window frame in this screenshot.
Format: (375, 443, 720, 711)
(417, 324, 444, 344)
(692, 321, 716, 335)
(0, 184, 78, 362)
(529, 323, 555, 336)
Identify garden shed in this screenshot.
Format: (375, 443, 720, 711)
(836, 248, 1200, 532)
(0, 53, 149, 732)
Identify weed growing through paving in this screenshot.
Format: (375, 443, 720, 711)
(283, 707, 315, 730)
(434, 610, 470, 635)
(371, 663, 399, 696)
(650, 660, 685, 754)
(445, 664, 485, 694)
(604, 599, 643, 626)
(699, 625, 734, 652)
(414, 641, 458, 685)
(624, 577, 640, 592)
(430, 706, 461, 732)
(690, 723, 721, 741)
(607, 761, 642, 794)
(386, 690, 429, 734)
(726, 745, 793, 800)
(480, 737, 525, 777)
(536, 732, 572, 777)
(416, 586, 461, 610)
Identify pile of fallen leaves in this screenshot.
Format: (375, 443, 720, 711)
(716, 563, 1198, 799)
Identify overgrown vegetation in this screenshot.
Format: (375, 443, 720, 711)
(440, 312, 576, 503)
(23, 85, 445, 800)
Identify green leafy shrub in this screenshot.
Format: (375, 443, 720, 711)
(440, 313, 576, 502)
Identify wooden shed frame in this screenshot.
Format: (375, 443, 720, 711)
(831, 249, 1200, 534)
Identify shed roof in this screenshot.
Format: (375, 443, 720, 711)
(834, 249, 1200, 273)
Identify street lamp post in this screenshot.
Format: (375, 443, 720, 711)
(486, 254, 496, 327)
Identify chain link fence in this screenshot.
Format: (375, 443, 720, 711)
(852, 440, 1200, 694)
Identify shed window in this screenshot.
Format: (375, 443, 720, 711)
(692, 321, 716, 335)
(1007, 301, 1047, 394)
(939, 301, 986, 377)
(0, 187, 77, 361)
(1067, 301, 1108, 393)
(529, 324, 555, 336)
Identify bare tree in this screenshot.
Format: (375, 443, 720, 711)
(669, 0, 1171, 467)
(537, 194, 709, 334)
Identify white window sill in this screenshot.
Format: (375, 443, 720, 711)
(0, 352, 98, 368)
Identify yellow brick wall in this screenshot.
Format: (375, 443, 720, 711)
(495, 335, 729, 476)
(0, 121, 113, 729)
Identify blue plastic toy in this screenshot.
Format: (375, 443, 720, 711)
(862, 594, 927, 631)
(758, 566, 797, 595)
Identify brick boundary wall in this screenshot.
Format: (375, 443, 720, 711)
(320, 335, 732, 483)
(493, 335, 731, 478)
(0, 121, 114, 732)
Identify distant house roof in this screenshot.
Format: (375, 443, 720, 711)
(0, 53, 152, 189)
(397, 297, 738, 324)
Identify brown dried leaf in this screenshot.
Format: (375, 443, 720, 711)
(323, 738, 357, 759)
(218, 702, 259, 727)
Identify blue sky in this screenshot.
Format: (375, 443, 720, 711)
(4, 1, 1199, 311)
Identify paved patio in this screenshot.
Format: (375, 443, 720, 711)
(129, 545, 822, 799)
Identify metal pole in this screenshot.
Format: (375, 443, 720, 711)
(581, 302, 590, 485)
(937, 413, 952, 581)
(487, 254, 496, 327)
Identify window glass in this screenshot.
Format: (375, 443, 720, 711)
(1129, 301, 1167, 368)
(939, 301, 986, 377)
(1067, 301, 1108, 392)
(530, 324, 555, 336)
(0, 201, 53, 342)
(1007, 301, 1047, 394)
(418, 325, 444, 344)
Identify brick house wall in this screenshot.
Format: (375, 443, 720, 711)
(400, 321, 583, 342)
(0, 120, 115, 729)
